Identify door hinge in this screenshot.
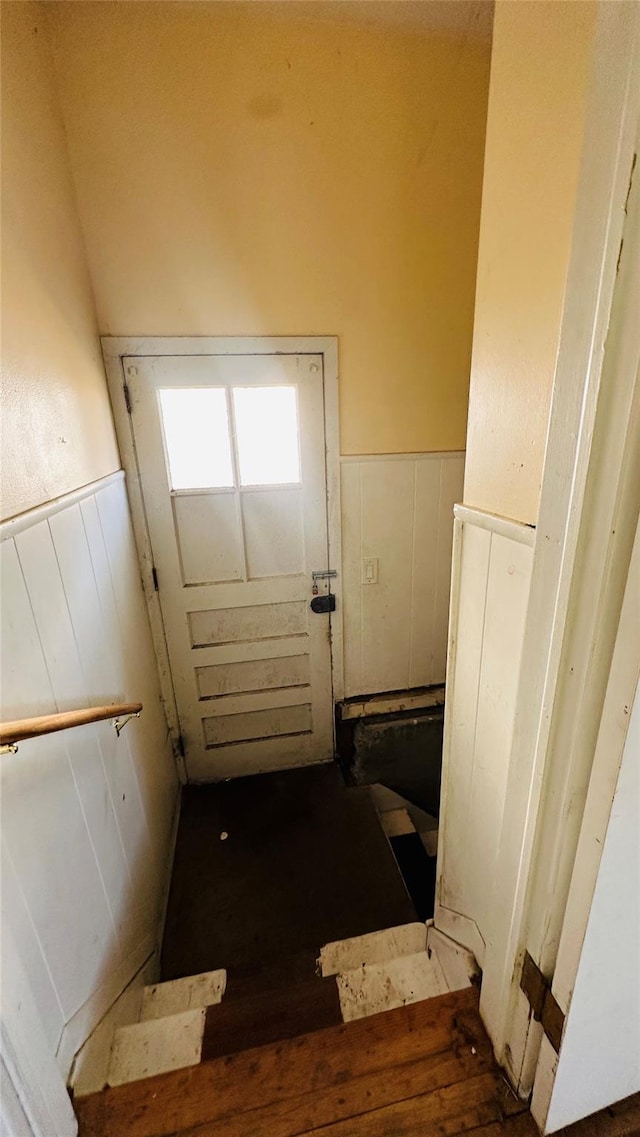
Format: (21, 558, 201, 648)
(123, 383, 133, 414)
(520, 950, 565, 1053)
(151, 566, 159, 591)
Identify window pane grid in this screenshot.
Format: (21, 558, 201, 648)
(159, 387, 234, 490)
(233, 386, 301, 487)
(158, 383, 301, 492)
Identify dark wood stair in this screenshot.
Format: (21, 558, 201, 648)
(200, 953, 342, 1061)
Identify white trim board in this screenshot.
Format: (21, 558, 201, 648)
(68, 953, 156, 1098)
(55, 936, 155, 1078)
(102, 335, 343, 771)
(535, 517, 640, 1131)
(453, 504, 535, 547)
(340, 686, 445, 721)
(101, 335, 340, 360)
(0, 471, 124, 541)
(340, 451, 465, 463)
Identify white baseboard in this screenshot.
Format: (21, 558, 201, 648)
(69, 954, 158, 1097)
(56, 934, 156, 1081)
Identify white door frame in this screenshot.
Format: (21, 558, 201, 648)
(480, 0, 640, 1097)
(102, 336, 343, 780)
(532, 515, 640, 1130)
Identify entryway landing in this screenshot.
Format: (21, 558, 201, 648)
(161, 762, 418, 984)
(153, 761, 473, 1064)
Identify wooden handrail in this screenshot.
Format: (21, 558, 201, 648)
(0, 703, 143, 747)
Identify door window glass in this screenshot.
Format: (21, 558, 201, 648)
(233, 386, 301, 486)
(158, 388, 234, 489)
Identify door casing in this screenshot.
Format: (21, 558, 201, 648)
(102, 336, 343, 782)
(478, 0, 640, 1107)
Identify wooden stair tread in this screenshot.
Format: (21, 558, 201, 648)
(75, 986, 483, 1137)
(221, 947, 323, 995)
(75, 974, 640, 1137)
(170, 1049, 505, 1137)
(201, 968, 342, 1060)
(174, 1070, 528, 1137)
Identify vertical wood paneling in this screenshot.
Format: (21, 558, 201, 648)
(0, 475, 178, 1078)
(433, 459, 464, 681)
(438, 523, 491, 912)
(2, 720, 119, 1022)
(341, 454, 464, 698)
(0, 540, 54, 720)
(361, 460, 415, 694)
(1, 839, 64, 1054)
(48, 506, 139, 945)
(95, 481, 177, 860)
(1, 540, 69, 1048)
(409, 460, 441, 688)
(15, 521, 89, 709)
(13, 522, 122, 1015)
(462, 534, 533, 935)
(436, 510, 534, 964)
(79, 493, 160, 927)
(49, 493, 153, 936)
(341, 463, 364, 698)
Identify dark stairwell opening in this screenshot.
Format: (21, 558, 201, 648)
(160, 762, 418, 1059)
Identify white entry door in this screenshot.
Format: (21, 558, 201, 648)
(124, 353, 335, 781)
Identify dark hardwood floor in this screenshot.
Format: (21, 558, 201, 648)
(161, 763, 417, 982)
(159, 763, 418, 1057)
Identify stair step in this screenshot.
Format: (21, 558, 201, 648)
(140, 968, 226, 1021)
(107, 1008, 205, 1087)
(96, 929, 474, 1094)
(337, 949, 450, 1022)
(318, 921, 427, 976)
(201, 967, 342, 1062)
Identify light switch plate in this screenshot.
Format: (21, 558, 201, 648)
(362, 557, 379, 585)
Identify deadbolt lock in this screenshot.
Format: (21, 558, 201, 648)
(310, 593, 336, 614)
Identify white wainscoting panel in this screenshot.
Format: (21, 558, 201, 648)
(435, 505, 535, 966)
(0, 472, 179, 1080)
(341, 453, 464, 698)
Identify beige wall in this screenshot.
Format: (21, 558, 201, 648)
(463, 0, 597, 526)
(49, 0, 491, 456)
(0, 0, 120, 522)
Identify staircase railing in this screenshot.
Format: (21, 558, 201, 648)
(0, 703, 142, 754)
